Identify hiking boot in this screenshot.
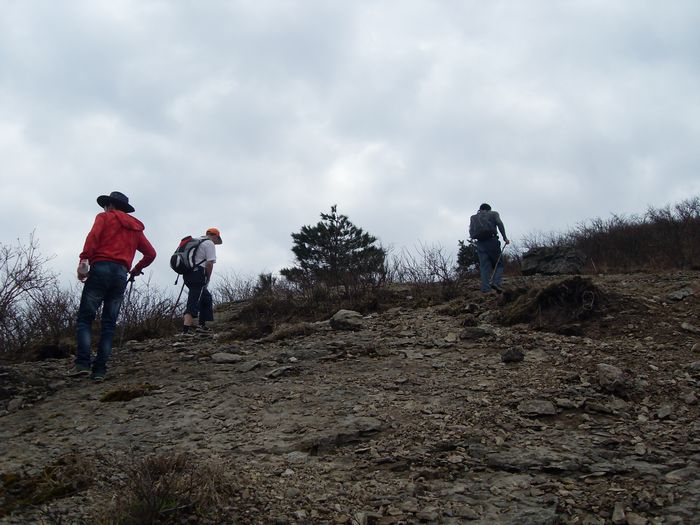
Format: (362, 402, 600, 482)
(67, 364, 91, 377)
(490, 283, 504, 294)
(91, 371, 106, 382)
(177, 331, 196, 338)
(195, 325, 212, 334)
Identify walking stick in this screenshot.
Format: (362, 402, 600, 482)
(489, 243, 508, 291)
(118, 275, 135, 348)
(170, 281, 186, 320)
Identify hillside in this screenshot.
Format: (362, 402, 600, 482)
(1, 272, 699, 524)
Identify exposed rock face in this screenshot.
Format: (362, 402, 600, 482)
(1, 272, 699, 524)
(521, 246, 587, 275)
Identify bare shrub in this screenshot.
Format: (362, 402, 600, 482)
(0, 234, 73, 356)
(260, 321, 318, 342)
(118, 276, 179, 341)
(384, 243, 462, 302)
(386, 242, 458, 285)
(210, 269, 258, 304)
(102, 452, 241, 524)
(520, 197, 700, 272)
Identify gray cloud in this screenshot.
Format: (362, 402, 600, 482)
(1, 0, 698, 288)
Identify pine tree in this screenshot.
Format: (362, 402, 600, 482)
(457, 239, 479, 276)
(281, 205, 386, 294)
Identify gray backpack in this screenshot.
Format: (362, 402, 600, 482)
(469, 213, 495, 241)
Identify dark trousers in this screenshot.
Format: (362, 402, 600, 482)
(183, 267, 213, 323)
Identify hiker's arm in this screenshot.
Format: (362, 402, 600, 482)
(494, 213, 509, 244)
(204, 261, 215, 283)
(79, 213, 106, 262)
(77, 214, 106, 280)
(130, 233, 157, 277)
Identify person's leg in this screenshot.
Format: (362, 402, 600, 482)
(491, 245, 505, 287)
(183, 285, 202, 333)
(476, 241, 493, 293)
(93, 263, 127, 376)
(74, 264, 110, 370)
(198, 287, 214, 326)
(183, 287, 194, 332)
(183, 269, 206, 332)
(483, 239, 504, 288)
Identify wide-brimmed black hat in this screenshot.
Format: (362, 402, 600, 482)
(96, 191, 135, 213)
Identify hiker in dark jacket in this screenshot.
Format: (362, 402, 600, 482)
(69, 191, 156, 381)
(469, 203, 510, 293)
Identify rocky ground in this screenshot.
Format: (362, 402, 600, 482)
(1, 272, 699, 524)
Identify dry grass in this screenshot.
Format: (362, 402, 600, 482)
(499, 276, 604, 331)
(99, 452, 243, 525)
(99, 384, 161, 403)
(260, 321, 319, 342)
(0, 454, 95, 518)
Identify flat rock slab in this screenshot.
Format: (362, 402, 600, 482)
(210, 352, 244, 364)
(250, 416, 384, 454)
(518, 399, 557, 416)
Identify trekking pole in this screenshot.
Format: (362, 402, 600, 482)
(118, 275, 136, 348)
(489, 243, 508, 288)
(170, 281, 186, 320)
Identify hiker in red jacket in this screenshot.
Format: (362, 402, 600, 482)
(69, 191, 156, 381)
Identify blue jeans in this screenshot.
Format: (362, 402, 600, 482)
(477, 238, 504, 292)
(75, 261, 128, 374)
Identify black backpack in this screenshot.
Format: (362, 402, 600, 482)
(469, 213, 495, 241)
(170, 236, 206, 277)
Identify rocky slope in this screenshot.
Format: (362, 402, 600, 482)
(1, 272, 699, 524)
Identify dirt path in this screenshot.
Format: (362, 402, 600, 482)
(1, 273, 699, 524)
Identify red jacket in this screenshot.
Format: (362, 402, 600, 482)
(80, 210, 156, 274)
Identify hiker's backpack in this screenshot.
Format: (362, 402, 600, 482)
(469, 212, 496, 241)
(170, 236, 206, 276)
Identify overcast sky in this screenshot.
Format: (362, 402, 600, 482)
(1, 1, 699, 289)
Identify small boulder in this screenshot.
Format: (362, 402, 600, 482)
(211, 353, 244, 364)
(681, 322, 700, 334)
(667, 287, 694, 302)
(330, 310, 364, 331)
(460, 327, 491, 340)
(7, 397, 24, 413)
(597, 363, 631, 395)
(501, 347, 525, 363)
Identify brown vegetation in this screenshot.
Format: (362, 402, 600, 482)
(521, 197, 700, 272)
(99, 453, 249, 525)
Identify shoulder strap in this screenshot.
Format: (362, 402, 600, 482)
(191, 238, 208, 268)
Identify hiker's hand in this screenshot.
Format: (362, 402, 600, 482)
(504, 239, 510, 245)
(77, 266, 88, 282)
(129, 269, 142, 281)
